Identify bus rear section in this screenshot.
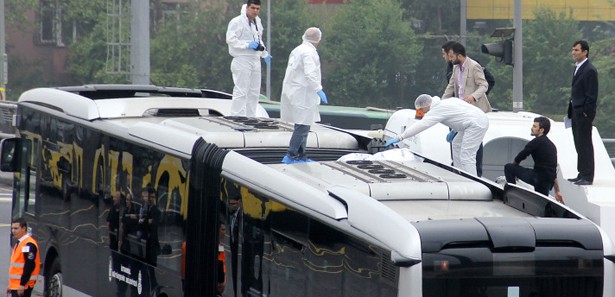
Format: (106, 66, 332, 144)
(413, 218, 607, 297)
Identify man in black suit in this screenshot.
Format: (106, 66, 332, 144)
(567, 40, 598, 186)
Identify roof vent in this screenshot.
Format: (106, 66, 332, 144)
(345, 160, 408, 179)
(150, 108, 201, 117)
(224, 116, 282, 131)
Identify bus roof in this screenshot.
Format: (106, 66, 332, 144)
(220, 150, 581, 264)
(17, 87, 361, 156)
(259, 100, 395, 130)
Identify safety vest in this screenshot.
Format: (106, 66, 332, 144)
(218, 244, 226, 284)
(8, 235, 41, 290)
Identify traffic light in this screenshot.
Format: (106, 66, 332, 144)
(481, 39, 513, 65)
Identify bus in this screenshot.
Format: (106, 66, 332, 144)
(1, 85, 614, 297)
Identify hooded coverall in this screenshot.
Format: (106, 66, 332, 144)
(280, 41, 323, 160)
(400, 97, 489, 176)
(226, 4, 268, 117)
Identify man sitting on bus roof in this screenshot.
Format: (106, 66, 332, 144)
(504, 116, 564, 203)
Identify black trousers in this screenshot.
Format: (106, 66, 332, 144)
(10, 287, 33, 297)
(504, 163, 553, 196)
(476, 143, 484, 177)
(571, 107, 595, 181)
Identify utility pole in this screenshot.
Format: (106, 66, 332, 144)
(131, 0, 150, 85)
(266, 0, 271, 100)
(0, 0, 6, 100)
(481, 0, 523, 112)
(459, 0, 467, 46)
(512, 0, 523, 112)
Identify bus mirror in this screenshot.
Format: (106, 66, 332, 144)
(0, 138, 18, 172)
(161, 244, 172, 255)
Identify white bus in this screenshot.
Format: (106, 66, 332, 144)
(1, 85, 614, 297)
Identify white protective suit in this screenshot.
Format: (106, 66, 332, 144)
(226, 4, 268, 117)
(399, 97, 489, 175)
(280, 41, 322, 125)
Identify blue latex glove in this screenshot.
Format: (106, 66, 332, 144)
(317, 90, 328, 104)
(385, 138, 400, 147)
(248, 41, 260, 50)
(264, 54, 272, 65)
(446, 130, 458, 143)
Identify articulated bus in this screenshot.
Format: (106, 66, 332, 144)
(1, 85, 614, 297)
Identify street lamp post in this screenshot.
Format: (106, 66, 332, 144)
(0, 0, 6, 100)
(266, 0, 271, 100)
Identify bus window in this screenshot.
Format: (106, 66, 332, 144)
(221, 179, 242, 297)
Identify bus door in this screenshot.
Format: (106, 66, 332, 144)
(1, 137, 37, 219)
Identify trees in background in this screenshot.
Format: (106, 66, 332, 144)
(322, 0, 422, 108)
(479, 7, 615, 137)
(5, 0, 615, 137)
(512, 8, 580, 114)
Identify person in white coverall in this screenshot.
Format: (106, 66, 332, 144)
(280, 27, 328, 164)
(226, 0, 271, 117)
(385, 94, 488, 176)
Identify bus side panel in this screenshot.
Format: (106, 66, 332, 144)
(97, 137, 187, 296)
(16, 105, 186, 296)
(221, 179, 399, 297)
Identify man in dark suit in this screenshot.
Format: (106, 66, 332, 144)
(567, 40, 598, 186)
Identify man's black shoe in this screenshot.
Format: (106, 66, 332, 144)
(574, 179, 592, 186)
(567, 177, 581, 182)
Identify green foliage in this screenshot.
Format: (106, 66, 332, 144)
(5, 0, 615, 138)
(323, 0, 422, 108)
(67, 20, 119, 84)
(400, 0, 460, 34)
(521, 8, 580, 114)
(5, 0, 38, 31)
(483, 7, 615, 138)
(268, 0, 317, 100)
(4, 55, 45, 101)
(590, 37, 615, 138)
(148, 1, 238, 90)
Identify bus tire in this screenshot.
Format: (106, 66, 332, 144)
(45, 257, 63, 297)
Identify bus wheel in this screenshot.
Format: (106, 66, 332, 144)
(45, 258, 63, 297)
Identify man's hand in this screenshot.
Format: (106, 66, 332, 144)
(317, 90, 328, 104)
(217, 282, 226, 294)
(17, 285, 25, 296)
(446, 130, 457, 143)
(248, 41, 259, 50)
(385, 138, 400, 147)
(464, 95, 475, 103)
(556, 192, 565, 204)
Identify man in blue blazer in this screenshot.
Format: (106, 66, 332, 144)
(567, 40, 598, 186)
